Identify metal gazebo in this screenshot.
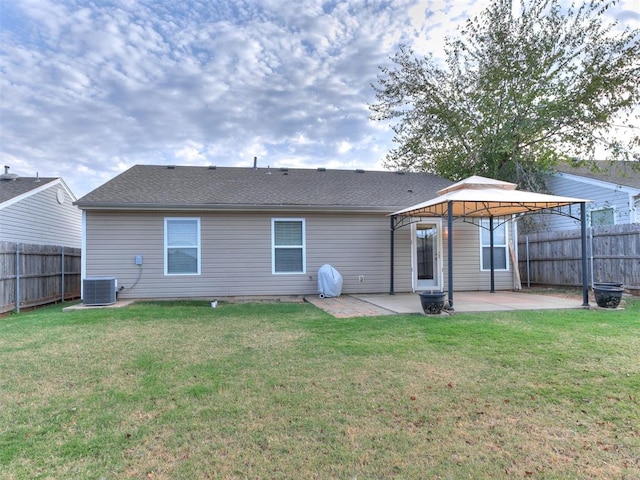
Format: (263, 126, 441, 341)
(390, 176, 591, 309)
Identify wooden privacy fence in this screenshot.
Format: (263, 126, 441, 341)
(518, 224, 640, 288)
(0, 242, 81, 314)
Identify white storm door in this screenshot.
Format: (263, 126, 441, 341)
(412, 221, 442, 291)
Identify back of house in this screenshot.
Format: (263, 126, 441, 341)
(76, 165, 522, 301)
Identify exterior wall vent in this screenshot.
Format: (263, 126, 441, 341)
(83, 277, 117, 305)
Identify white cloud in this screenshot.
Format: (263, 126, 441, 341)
(0, 0, 635, 196)
(175, 141, 206, 162)
(337, 141, 353, 154)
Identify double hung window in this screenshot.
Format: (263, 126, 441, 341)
(165, 218, 201, 275)
(272, 219, 305, 274)
(480, 219, 508, 271)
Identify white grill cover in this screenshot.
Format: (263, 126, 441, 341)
(318, 264, 343, 298)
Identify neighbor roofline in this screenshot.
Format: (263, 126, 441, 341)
(552, 171, 640, 194)
(0, 177, 61, 210)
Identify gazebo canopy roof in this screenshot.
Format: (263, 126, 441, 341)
(391, 175, 590, 218)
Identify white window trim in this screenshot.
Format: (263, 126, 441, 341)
(479, 219, 509, 272)
(164, 217, 201, 276)
(271, 218, 306, 274)
(410, 218, 444, 292)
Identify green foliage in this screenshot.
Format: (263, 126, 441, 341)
(371, 0, 640, 190)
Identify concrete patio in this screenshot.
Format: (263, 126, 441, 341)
(62, 290, 591, 318)
(305, 291, 587, 318)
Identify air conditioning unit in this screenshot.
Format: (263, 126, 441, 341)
(83, 277, 117, 306)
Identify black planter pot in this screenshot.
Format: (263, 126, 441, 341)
(594, 282, 623, 288)
(419, 291, 446, 315)
(593, 286, 624, 309)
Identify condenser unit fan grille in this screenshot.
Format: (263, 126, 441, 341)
(83, 277, 117, 305)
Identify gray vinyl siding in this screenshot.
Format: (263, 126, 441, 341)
(0, 182, 82, 248)
(536, 174, 637, 231)
(85, 211, 413, 299)
(445, 220, 514, 292)
(85, 210, 515, 299)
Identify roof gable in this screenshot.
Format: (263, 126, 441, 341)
(75, 165, 454, 211)
(0, 177, 59, 207)
(555, 161, 640, 190)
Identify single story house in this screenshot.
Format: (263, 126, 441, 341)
(540, 161, 640, 230)
(0, 166, 82, 248)
(74, 165, 524, 300)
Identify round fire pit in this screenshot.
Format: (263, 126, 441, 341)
(419, 291, 446, 315)
(593, 285, 624, 309)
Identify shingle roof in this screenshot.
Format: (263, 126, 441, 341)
(0, 177, 58, 205)
(556, 161, 640, 190)
(75, 165, 454, 212)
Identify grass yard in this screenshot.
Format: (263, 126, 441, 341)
(1, 297, 639, 479)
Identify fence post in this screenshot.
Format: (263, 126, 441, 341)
(589, 227, 594, 288)
(15, 243, 20, 313)
(525, 235, 530, 288)
(61, 246, 65, 303)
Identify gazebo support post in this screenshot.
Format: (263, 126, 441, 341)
(489, 216, 495, 293)
(389, 215, 395, 295)
(580, 202, 589, 307)
(447, 202, 454, 310)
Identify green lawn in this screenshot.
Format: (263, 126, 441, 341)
(1, 298, 639, 479)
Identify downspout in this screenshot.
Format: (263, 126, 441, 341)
(389, 215, 395, 295)
(81, 210, 87, 302)
(580, 202, 589, 307)
(447, 202, 454, 310)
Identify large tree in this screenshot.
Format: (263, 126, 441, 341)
(370, 0, 640, 190)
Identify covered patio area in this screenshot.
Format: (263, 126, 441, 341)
(306, 290, 586, 318)
(389, 175, 591, 309)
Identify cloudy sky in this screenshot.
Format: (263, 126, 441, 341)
(1, 0, 638, 197)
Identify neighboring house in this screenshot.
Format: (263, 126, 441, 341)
(539, 161, 640, 231)
(75, 165, 522, 299)
(0, 167, 82, 248)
